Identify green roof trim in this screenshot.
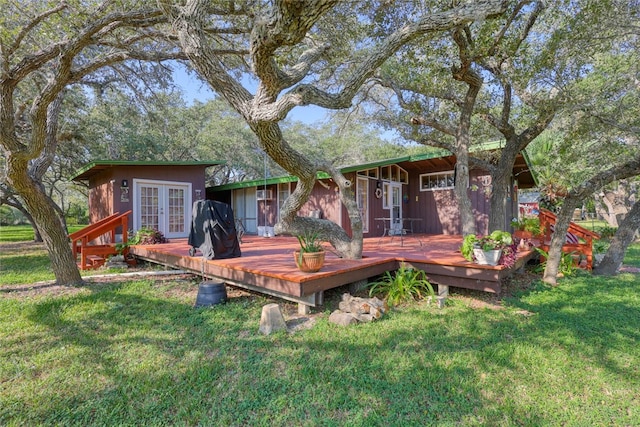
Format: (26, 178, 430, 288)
(208, 151, 454, 191)
(71, 160, 223, 181)
(208, 140, 533, 192)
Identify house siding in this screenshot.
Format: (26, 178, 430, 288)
(207, 153, 531, 237)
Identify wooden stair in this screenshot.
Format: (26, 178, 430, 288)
(538, 208, 601, 270)
(69, 211, 132, 270)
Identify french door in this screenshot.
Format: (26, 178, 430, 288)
(134, 180, 191, 238)
(384, 182, 402, 234)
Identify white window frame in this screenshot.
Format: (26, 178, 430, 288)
(419, 171, 455, 191)
(132, 178, 192, 238)
(356, 177, 369, 233)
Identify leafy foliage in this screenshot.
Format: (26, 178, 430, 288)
(498, 243, 519, 269)
(296, 231, 324, 253)
(535, 247, 578, 277)
(511, 217, 542, 235)
(129, 227, 168, 245)
(368, 265, 434, 306)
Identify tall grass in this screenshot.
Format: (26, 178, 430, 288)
(1, 244, 638, 425)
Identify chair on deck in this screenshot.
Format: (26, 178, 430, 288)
(538, 208, 600, 270)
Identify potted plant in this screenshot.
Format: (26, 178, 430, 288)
(115, 242, 137, 267)
(461, 231, 513, 266)
(510, 217, 542, 239)
(294, 231, 325, 272)
(510, 217, 542, 250)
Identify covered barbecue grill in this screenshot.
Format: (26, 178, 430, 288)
(188, 200, 241, 260)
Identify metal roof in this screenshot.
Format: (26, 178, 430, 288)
(71, 160, 223, 181)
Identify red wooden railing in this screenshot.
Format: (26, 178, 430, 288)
(69, 210, 132, 270)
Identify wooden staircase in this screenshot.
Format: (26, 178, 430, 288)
(538, 208, 601, 270)
(69, 211, 132, 270)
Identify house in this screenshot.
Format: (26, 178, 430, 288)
(71, 160, 221, 241)
(208, 149, 535, 237)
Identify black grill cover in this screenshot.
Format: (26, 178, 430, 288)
(188, 200, 241, 260)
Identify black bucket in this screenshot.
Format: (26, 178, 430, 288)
(195, 281, 227, 307)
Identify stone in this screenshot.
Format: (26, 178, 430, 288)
(328, 310, 358, 326)
(258, 303, 287, 335)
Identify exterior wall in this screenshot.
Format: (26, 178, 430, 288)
(297, 180, 342, 224)
(258, 184, 278, 227)
(403, 168, 495, 235)
(86, 164, 208, 241)
(207, 160, 524, 237)
(88, 170, 115, 224)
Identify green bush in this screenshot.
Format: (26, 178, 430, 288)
(596, 224, 617, 239)
(129, 227, 168, 245)
(368, 264, 434, 306)
(534, 247, 578, 276)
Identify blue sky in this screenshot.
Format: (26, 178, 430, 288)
(173, 65, 330, 126)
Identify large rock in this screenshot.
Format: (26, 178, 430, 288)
(328, 310, 358, 326)
(258, 303, 287, 335)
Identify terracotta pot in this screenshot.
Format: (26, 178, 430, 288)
(513, 230, 533, 240)
(294, 250, 325, 272)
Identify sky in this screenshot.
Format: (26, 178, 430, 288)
(172, 65, 331, 126)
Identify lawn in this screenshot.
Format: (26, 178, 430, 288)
(1, 235, 639, 425)
(0, 224, 84, 243)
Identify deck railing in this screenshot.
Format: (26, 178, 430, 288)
(69, 210, 132, 269)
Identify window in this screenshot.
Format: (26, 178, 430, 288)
(380, 164, 408, 183)
(356, 177, 369, 233)
(420, 171, 455, 191)
(357, 168, 378, 179)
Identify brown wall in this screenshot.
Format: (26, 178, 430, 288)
(208, 163, 519, 237)
(87, 164, 208, 225)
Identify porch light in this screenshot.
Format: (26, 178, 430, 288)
(121, 179, 128, 188)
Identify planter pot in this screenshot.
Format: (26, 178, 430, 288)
(513, 230, 533, 240)
(473, 248, 502, 266)
(294, 250, 325, 272)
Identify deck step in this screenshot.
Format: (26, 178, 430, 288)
(85, 255, 106, 269)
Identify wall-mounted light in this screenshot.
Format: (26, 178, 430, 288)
(195, 189, 202, 199)
(121, 179, 128, 188)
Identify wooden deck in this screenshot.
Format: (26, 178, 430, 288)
(130, 234, 535, 310)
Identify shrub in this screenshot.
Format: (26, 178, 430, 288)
(368, 264, 435, 306)
(596, 225, 617, 239)
(534, 247, 578, 276)
(129, 227, 169, 245)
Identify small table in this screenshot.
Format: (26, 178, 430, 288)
(375, 217, 422, 246)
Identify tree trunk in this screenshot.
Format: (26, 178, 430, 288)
(598, 192, 619, 227)
(488, 172, 510, 232)
(543, 198, 580, 285)
(456, 160, 476, 235)
(7, 158, 82, 285)
(594, 198, 640, 275)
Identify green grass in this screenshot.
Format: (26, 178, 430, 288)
(0, 224, 84, 243)
(1, 244, 639, 425)
(0, 241, 138, 286)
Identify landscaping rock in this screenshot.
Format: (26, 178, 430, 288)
(328, 310, 358, 326)
(258, 303, 287, 335)
(329, 293, 388, 326)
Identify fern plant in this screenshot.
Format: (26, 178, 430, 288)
(368, 264, 435, 306)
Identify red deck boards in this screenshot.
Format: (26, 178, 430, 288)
(130, 234, 535, 303)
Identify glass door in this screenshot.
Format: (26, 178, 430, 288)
(139, 184, 161, 231)
(357, 177, 369, 233)
(390, 183, 402, 235)
(136, 181, 190, 238)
